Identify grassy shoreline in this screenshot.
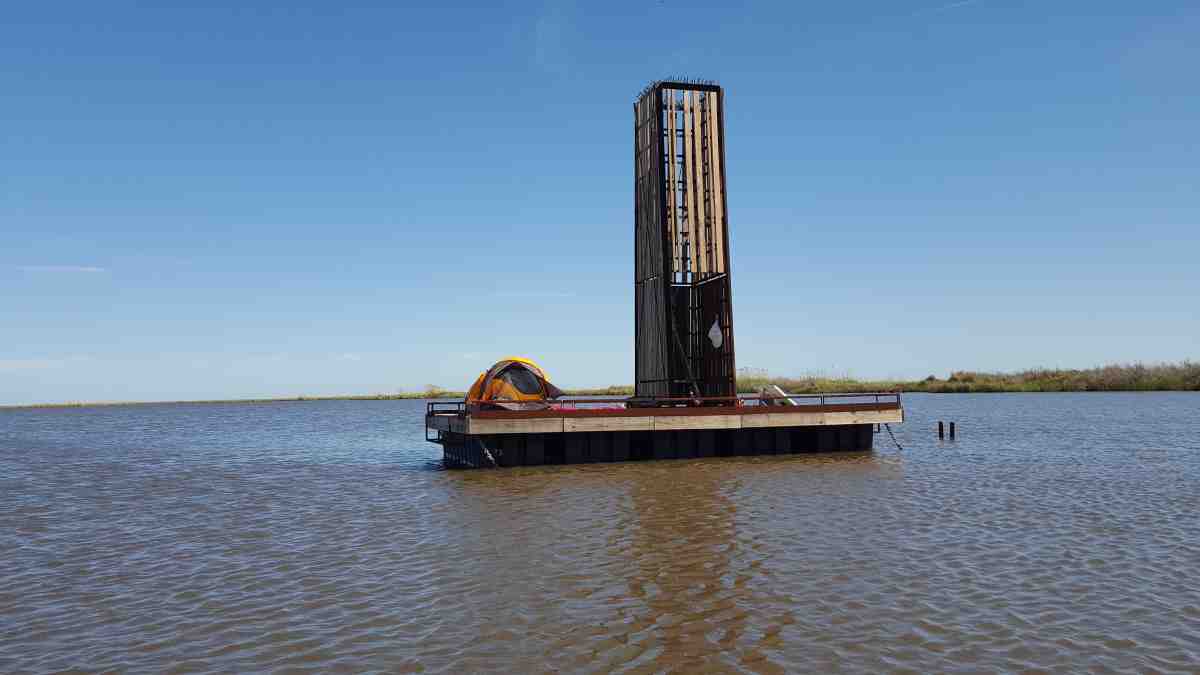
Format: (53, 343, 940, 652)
(738, 361, 1200, 394)
(4, 362, 1196, 410)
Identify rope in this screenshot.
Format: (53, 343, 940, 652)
(478, 439, 500, 468)
(884, 423, 904, 452)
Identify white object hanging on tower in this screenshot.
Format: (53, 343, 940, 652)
(708, 318, 723, 348)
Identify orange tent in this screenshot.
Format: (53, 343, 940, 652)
(466, 357, 565, 409)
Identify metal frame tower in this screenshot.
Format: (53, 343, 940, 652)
(633, 81, 736, 401)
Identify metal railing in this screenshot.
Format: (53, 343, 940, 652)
(426, 392, 902, 418)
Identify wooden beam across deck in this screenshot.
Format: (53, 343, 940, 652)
(428, 401, 903, 436)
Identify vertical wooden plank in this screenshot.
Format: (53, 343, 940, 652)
(707, 92, 724, 275)
(681, 93, 696, 279)
(667, 89, 679, 279)
(611, 432, 630, 462)
(691, 90, 708, 278)
(526, 434, 545, 465)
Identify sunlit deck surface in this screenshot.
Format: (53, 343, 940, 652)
(427, 393, 903, 436)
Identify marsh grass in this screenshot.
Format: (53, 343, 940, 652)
(739, 361, 1200, 394)
(6, 361, 1196, 410)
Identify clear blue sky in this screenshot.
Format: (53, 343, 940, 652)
(3, 0, 1197, 405)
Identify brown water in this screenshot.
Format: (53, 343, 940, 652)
(2, 393, 1199, 673)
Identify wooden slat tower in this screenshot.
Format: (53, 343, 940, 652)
(634, 81, 735, 401)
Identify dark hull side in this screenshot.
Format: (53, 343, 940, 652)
(440, 424, 876, 469)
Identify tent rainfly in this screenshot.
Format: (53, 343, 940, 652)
(466, 357, 565, 410)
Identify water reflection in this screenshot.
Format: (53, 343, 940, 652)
(621, 462, 745, 671)
(438, 451, 899, 671)
(4, 395, 1199, 673)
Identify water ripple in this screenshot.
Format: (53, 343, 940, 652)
(2, 394, 1199, 672)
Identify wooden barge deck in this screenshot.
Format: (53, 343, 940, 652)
(426, 393, 903, 468)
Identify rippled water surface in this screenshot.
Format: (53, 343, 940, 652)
(3, 393, 1200, 673)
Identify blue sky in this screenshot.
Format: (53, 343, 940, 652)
(2, 0, 1197, 405)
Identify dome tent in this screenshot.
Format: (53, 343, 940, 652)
(466, 357, 565, 410)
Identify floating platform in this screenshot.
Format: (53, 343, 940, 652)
(424, 82, 907, 469)
(426, 393, 903, 468)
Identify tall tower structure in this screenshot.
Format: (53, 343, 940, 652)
(634, 81, 735, 400)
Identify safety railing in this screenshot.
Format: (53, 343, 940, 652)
(426, 392, 902, 418)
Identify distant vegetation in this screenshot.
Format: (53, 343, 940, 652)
(560, 385, 636, 397)
(375, 361, 1200, 397)
(737, 361, 1200, 394)
(5, 362, 1196, 410)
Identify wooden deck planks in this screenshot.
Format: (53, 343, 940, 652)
(458, 406, 901, 435)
